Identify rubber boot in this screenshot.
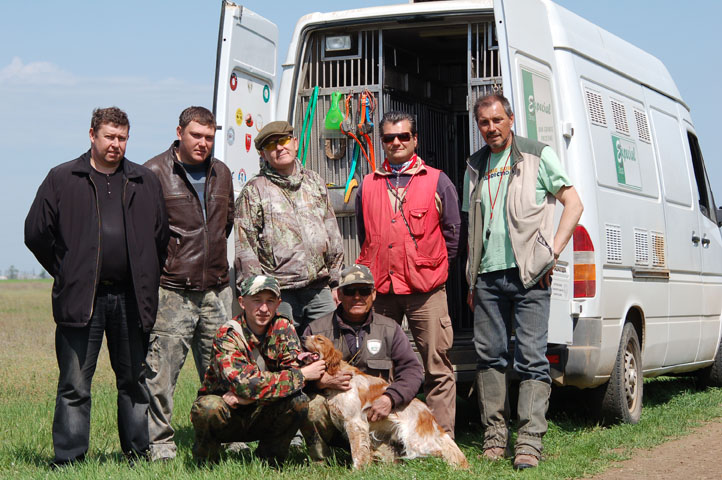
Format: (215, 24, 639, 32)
(515, 379, 551, 465)
(476, 368, 510, 452)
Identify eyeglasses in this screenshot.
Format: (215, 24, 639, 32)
(261, 135, 293, 152)
(341, 286, 373, 297)
(381, 132, 413, 144)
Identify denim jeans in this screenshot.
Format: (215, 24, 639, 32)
(473, 268, 551, 383)
(53, 285, 149, 463)
(145, 285, 232, 460)
(277, 286, 336, 335)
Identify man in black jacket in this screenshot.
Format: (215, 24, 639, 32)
(143, 106, 235, 461)
(24, 107, 169, 467)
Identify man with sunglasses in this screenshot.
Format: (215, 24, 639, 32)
(355, 111, 461, 438)
(235, 120, 344, 336)
(300, 264, 423, 462)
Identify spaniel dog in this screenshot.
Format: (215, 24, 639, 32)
(304, 334, 469, 469)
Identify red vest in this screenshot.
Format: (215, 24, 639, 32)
(357, 164, 448, 294)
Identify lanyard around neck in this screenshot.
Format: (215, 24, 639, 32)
(485, 148, 512, 239)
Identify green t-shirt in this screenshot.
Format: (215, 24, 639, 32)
(463, 145, 572, 274)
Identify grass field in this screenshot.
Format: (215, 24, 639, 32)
(1, 279, 721, 479)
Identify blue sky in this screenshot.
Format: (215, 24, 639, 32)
(2, 0, 720, 273)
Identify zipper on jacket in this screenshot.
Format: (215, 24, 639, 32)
(122, 177, 136, 317)
(176, 157, 210, 289)
(88, 175, 101, 320)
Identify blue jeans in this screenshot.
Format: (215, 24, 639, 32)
(277, 286, 336, 335)
(473, 268, 551, 383)
(53, 285, 150, 463)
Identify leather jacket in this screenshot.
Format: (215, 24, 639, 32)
(145, 142, 234, 291)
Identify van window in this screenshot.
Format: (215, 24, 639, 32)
(650, 108, 692, 207)
(687, 131, 718, 223)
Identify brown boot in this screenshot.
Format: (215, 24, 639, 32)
(482, 447, 505, 461)
(513, 453, 539, 470)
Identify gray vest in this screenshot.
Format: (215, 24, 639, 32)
(308, 310, 397, 380)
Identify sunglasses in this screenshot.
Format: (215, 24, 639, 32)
(341, 286, 373, 297)
(262, 135, 293, 152)
(381, 132, 413, 144)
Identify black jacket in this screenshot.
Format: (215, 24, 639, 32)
(24, 151, 169, 331)
(145, 142, 234, 291)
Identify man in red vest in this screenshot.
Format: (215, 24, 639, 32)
(355, 111, 461, 436)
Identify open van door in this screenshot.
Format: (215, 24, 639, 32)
(213, 1, 278, 195)
(493, 0, 572, 345)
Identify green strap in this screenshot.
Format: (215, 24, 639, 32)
(344, 142, 360, 193)
(299, 86, 319, 166)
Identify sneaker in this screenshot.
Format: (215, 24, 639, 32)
(513, 453, 539, 470)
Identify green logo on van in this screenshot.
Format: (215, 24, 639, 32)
(611, 135, 642, 190)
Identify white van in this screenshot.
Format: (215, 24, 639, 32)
(212, 0, 722, 423)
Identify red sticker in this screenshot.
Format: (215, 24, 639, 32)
(245, 133, 252, 152)
(245, 113, 253, 127)
(230, 73, 237, 91)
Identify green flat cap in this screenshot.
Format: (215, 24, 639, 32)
(338, 264, 374, 288)
(239, 275, 281, 297)
(254, 120, 294, 151)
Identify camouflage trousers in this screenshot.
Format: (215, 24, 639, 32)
(300, 392, 345, 461)
(145, 285, 232, 461)
(190, 391, 309, 463)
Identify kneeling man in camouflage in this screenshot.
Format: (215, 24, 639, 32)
(189, 275, 326, 463)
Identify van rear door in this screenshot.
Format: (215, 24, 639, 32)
(494, 0, 571, 344)
(213, 1, 278, 195)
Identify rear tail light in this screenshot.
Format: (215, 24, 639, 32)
(573, 225, 596, 298)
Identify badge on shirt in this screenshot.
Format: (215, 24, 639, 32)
(366, 339, 382, 355)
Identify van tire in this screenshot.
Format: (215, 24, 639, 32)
(697, 336, 722, 388)
(599, 323, 643, 424)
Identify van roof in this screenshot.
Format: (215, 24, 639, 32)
(285, 0, 683, 108)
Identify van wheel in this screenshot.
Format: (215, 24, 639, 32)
(599, 323, 642, 424)
(697, 336, 722, 388)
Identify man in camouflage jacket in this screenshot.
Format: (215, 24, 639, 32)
(234, 121, 344, 334)
(190, 275, 326, 463)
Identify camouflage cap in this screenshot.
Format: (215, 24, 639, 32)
(239, 275, 281, 297)
(338, 264, 374, 288)
(254, 120, 294, 151)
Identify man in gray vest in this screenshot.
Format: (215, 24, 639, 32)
(465, 93, 583, 469)
(300, 264, 424, 462)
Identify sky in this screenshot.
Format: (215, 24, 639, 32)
(2, 0, 720, 274)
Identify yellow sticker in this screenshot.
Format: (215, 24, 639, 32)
(235, 108, 243, 126)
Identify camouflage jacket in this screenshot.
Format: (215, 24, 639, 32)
(234, 159, 344, 290)
(198, 314, 305, 401)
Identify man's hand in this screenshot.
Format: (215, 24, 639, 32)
(467, 289, 474, 311)
(300, 359, 326, 381)
(367, 394, 393, 422)
(538, 258, 557, 288)
(318, 370, 352, 391)
(222, 391, 254, 408)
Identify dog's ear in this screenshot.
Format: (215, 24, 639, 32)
(321, 337, 343, 375)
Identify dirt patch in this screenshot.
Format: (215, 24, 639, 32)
(587, 420, 722, 479)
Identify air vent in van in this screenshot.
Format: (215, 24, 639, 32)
(651, 232, 666, 267)
(605, 224, 622, 264)
(634, 108, 651, 143)
(585, 89, 606, 127)
(611, 99, 630, 136)
(634, 229, 650, 266)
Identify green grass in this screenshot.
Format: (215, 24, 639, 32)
(1, 280, 721, 479)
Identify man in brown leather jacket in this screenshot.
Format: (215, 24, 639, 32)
(143, 106, 235, 462)
(300, 264, 423, 462)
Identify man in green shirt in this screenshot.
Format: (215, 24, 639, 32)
(464, 94, 583, 469)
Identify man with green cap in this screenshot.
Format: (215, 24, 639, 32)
(234, 120, 344, 335)
(189, 274, 326, 463)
